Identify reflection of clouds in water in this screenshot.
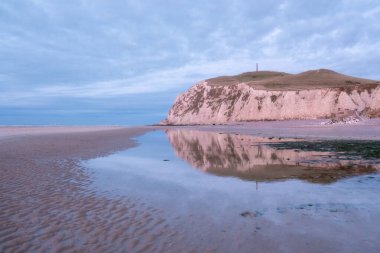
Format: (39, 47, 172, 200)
(82, 130, 380, 253)
(166, 129, 379, 184)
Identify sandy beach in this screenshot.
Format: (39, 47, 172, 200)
(158, 118, 380, 140)
(1, 123, 380, 252)
(0, 127, 180, 252)
(0, 126, 126, 140)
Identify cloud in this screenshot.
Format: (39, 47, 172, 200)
(0, 0, 379, 112)
(261, 27, 283, 44)
(1, 56, 303, 105)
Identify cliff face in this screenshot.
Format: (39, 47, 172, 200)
(163, 69, 380, 125)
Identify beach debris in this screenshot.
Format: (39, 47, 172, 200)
(240, 211, 263, 218)
(321, 111, 367, 125)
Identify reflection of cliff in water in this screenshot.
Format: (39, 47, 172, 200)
(166, 129, 379, 184)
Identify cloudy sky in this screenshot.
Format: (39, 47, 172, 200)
(1, 0, 379, 125)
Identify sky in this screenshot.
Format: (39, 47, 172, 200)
(1, 0, 380, 125)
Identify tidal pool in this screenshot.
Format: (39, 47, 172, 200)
(82, 129, 380, 252)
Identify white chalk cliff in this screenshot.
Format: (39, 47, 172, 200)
(163, 69, 380, 125)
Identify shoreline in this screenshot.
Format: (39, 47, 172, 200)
(156, 118, 380, 140)
(0, 126, 128, 140)
(2, 117, 380, 141)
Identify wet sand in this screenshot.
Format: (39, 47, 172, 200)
(0, 127, 182, 252)
(0, 126, 125, 140)
(1, 123, 380, 252)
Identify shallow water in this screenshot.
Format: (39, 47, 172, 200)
(83, 130, 380, 252)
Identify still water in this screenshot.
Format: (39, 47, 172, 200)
(83, 129, 380, 252)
